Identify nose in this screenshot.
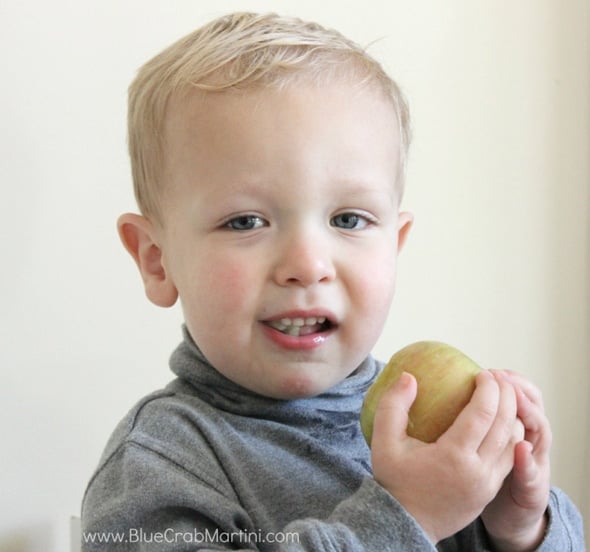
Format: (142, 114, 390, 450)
(272, 231, 336, 287)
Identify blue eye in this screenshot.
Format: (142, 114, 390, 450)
(331, 213, 369, 230)
(225, 215, 266, 231)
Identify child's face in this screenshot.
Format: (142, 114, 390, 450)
(154, 84, 412, 398)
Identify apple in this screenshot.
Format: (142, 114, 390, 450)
(361, 341, 482, 444)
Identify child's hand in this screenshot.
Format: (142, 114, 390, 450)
(370, 369, 522, 544)
(481, 371, 551, 551)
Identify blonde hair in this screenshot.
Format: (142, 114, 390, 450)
(128, 12, 411, 221)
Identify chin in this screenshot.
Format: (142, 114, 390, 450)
(272, 375, 330, 400)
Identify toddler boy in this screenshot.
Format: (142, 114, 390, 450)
(82, 12, 584, 550)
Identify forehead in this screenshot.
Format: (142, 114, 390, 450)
(160, 82, 401, 210)
(164, 79, 399, 153)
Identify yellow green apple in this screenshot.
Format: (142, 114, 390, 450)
(361, 341, 482, 444)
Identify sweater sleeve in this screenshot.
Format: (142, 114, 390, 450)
(81, 441, 435, 551)
(437, 487, 585, 552)
(284, 477, 436, 551)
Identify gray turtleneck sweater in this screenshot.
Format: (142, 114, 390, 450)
(81, 327, 584, 551)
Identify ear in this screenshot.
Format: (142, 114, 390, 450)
(117, 213, 178, 308)
(397, 211, 413, 253)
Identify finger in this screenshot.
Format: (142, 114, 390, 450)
(441, 370, 499, 451)
(514, 387, 552, 457)
(500, 371, 544, 411)
(477, 372, 518, 460)
(371, 372, 418, 451)
(512, 418, 526, 444)
(510, 441, 547, 509)
(514, 440, 537, 478)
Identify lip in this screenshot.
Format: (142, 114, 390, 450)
(260, 309, 337, 351)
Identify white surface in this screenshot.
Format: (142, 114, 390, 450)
(1, 1, 588, 549)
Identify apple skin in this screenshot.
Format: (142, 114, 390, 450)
(361, 341, 482, 444)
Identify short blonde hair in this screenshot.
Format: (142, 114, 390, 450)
(128, 12, 411, 221)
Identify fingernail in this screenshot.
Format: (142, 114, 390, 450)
(398, 372, 412, 388)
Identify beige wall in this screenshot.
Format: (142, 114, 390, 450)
(2, 1, 587, 549)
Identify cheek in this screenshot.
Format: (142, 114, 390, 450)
(180, 255, 259, 359)
(351, 252, 398, 331)
(186, 254, 258, 322)
(356, 245, 398, 300)
(211, 264, 251, 300)
(361, 273, 396, 323)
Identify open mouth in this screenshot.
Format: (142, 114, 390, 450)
(265, 316, 334, 337)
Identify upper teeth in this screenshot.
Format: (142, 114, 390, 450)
(268, 317, 326, 336)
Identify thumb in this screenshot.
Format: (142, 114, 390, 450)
(371, 372, 417, 447)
